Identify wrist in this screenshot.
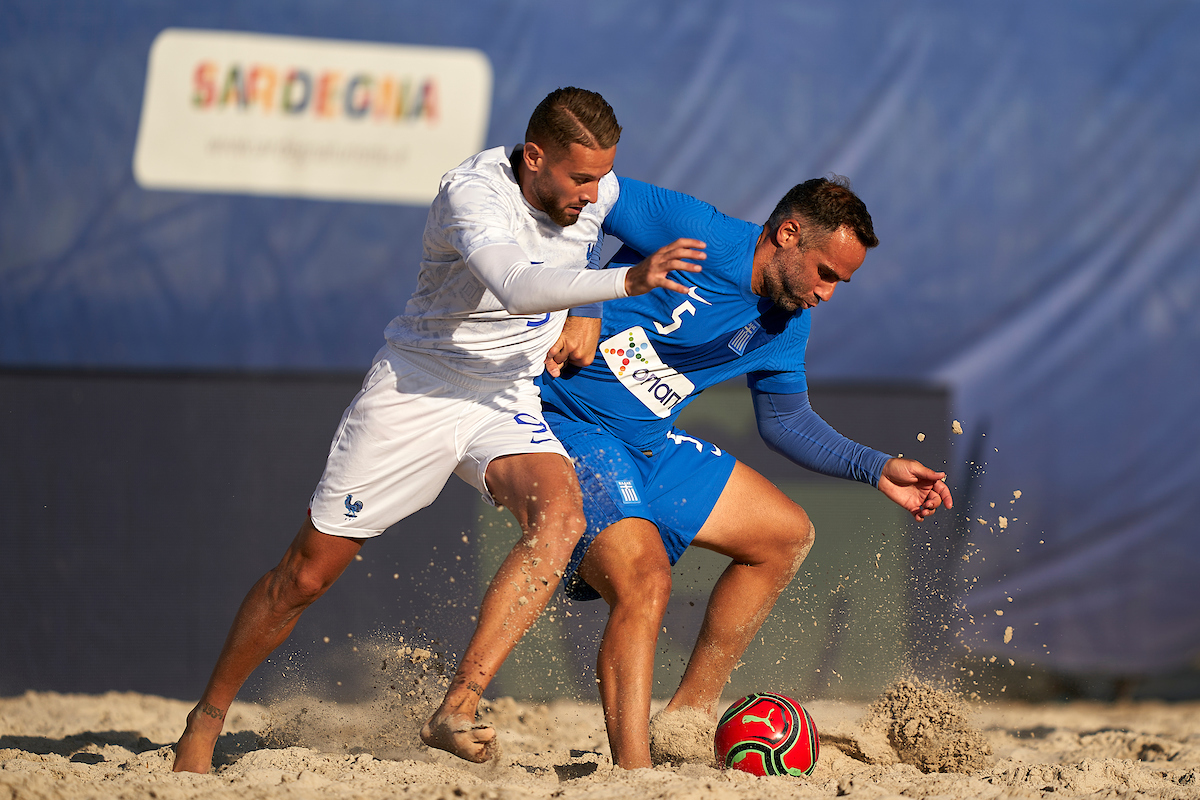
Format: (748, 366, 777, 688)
(618, 265, 634, 298)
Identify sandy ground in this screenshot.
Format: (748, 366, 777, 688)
(3, 671, 1199, 800)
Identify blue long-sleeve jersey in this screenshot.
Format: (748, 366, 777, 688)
(540, 177, 889, 485)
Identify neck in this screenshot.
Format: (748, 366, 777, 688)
(509, 146, 525, 190)
(750, 227, 775, 296)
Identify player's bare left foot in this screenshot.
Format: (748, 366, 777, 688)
(172, 701, 226, 773)
(420, 711, 497, 763)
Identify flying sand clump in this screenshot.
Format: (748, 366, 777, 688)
(861, 679, 993, 773)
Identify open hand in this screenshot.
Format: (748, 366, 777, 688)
(624, 238, 705, 296)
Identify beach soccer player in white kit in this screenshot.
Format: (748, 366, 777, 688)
(172, 87, 705, 773)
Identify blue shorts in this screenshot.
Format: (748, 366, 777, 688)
(543, 409, 737, 601)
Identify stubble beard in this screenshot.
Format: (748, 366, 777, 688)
(763, 264, 803, 313)
(533, 185, 580, 227)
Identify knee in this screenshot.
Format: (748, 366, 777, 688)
(759, 509, 815, 576)
(779, 514, 816, 576)
(625, 560, 673, 611)
(601, 551, 672, 618)
(520, 501, 588, 564)
(797, 516, 816, 554)
(268, 560, 334, 609)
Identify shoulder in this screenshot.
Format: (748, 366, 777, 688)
(435, 146, 522, 222)
(598, 171, 619, 211)
(442, 145, 513, 181)
(614, 176, 699, 213)
(613, 178, 754, 238)
(576, 171, 620, 227)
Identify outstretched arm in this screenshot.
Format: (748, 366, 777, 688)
(751, 387, 952, 521)
(468, 239, 704, 316)
(541, 239, 706, 375)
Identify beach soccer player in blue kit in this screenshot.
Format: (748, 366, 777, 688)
(538, 175, 954, 769)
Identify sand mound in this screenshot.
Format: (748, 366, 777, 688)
(649, 706, 717, 766)
(862, 679, 993, 772)
(818, 678, 992, 773)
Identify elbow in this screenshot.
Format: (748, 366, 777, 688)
(758, 429, 786, 458)
(495, 291, 543, 316)
(503, 300, 541, 316)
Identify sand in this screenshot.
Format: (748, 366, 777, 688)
(3, 673, 1199, 800)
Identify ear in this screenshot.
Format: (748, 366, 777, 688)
(522, 141, 546, 174)
(774, 218, 803, 248)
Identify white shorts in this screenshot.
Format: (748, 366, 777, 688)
(308, 347, 569, 538)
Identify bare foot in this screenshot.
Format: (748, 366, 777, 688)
(420, 712, 497, 763)
(172, 701, 226, 773)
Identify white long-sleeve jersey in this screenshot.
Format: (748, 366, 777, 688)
(385, 146, 625, 388)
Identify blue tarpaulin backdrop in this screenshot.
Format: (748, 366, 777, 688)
(3, 0, 1198, 677)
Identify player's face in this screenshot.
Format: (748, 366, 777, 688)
(759, 224, 866, 312)
(524, 142, 616, 227)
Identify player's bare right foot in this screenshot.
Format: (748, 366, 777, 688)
(420, 712, 497, 763)
(172, 701, 226, 773)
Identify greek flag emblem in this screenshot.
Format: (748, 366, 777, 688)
(728, 320, 760, 355)
(617, 480, 640, 504)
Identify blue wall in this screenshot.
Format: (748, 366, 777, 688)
(3, 0, 1198, 676)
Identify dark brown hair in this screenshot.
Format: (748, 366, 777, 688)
(525, 87, 622, 151)
(766, 175, 879, 249)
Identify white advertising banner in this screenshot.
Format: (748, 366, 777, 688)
(133, 29, 492, 205)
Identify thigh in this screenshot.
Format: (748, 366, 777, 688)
(543, 413, 657, 601)
(309, 352, 464, 537)
(576, 516, 671, 606)
(692, 461, 812, 564)
(454, 380, 571, 503)
(278, 514, 367, 589)
(640, 427, 737, 563)
(483, 450, 582, 528)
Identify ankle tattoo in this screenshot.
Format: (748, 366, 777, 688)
(199, 702, 226, 721)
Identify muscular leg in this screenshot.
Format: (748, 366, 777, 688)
(576, 519, 673, 770)
(421, 452, 587, 762)
(173, 517, 364, 773)
(665, 461, 815, 717)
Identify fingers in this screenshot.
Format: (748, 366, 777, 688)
(658, 238, 706, 259)
(658, 277, 694, 294)
(905, 460, 946, 483)
(911, 480, 953, 521)
(623, 239, 706, 297)
(543, 342, 566, 378)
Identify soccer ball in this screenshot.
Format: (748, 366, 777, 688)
(714, 692, 820, 777)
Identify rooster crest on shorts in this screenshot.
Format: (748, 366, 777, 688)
(714, 692, 820, 777)
(344, 494, 363, 519)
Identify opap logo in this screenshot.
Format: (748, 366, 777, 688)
(601, 327, 695, 419)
